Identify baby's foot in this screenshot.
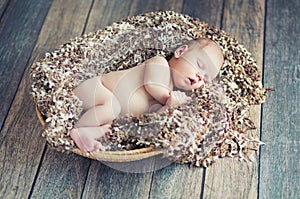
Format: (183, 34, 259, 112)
(70, 126, 108, 155)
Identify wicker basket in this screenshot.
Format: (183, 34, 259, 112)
(36, 107, 163, 162)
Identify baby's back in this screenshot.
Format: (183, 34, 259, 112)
(102, 61, 160, 115)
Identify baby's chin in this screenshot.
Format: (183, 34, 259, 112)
(173, 79, 187, 90)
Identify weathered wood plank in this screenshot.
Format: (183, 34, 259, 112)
(147, 1, 224, 199)
(0, 0, 9, 18)
(129, 0, 183, 16)
(83, 159, 161, 199)
(29, 152, 90, 199)
(260, 0, 300, 198)
(85, 0, 185, 34)
(149, 164, 204, 199)
(182, 0, 224, 27)
(81, 1, 153, 198)
(0, 0, 93, 198)
(84, 0, 133, 33)
(0, 0, 52, 131)
(203, 0, 265, 198)
(82, 1, 185, 198)
(0, 1, 53, 198)
(0, 98, 45, 199)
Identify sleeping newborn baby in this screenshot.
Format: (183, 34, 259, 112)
(70, 38, 224, 154)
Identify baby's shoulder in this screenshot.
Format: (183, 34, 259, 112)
(146, 55, 169, 66)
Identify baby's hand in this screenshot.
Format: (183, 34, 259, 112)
(165, 91, 192, 108)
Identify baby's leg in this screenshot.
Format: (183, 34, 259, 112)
(74, 75, 121, 127)
(72, 102, 120, 153)
(70, 125, 110, 154)
(71, 76, 121, 153)
(75, 99, 120, 127)
(71, 102, 120, 153)
(73, 76, 113, 110)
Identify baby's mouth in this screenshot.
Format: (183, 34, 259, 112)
(185, 77, 195, 86)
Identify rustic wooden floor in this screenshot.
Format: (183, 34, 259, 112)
(0, 0, 299, 198)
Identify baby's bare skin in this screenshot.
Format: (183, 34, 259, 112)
(70, 38, 224, 154)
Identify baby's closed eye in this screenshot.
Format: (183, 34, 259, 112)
(197, 60, 206, 69)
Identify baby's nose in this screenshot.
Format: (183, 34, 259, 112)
(196, 74, 204, 83)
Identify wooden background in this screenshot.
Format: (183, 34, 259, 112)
(0, 0, 299, 198)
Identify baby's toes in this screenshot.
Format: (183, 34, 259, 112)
(84, 143, 99, 156)
(70, 129, 88, 152)
(89, 141, 104, 154)
(91, 141, 101, 152)
(184, 96, 192, 103)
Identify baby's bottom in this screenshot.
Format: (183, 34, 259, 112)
(70, 76, 121, 154)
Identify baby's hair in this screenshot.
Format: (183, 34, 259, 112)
(189, 38, 224, 63)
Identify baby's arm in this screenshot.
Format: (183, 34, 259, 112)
(165, 91, 191, 107)
(144, 56, 171, 104)
(158, 90, 192, 112)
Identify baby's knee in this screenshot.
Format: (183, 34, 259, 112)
(99, 97, 121, 123)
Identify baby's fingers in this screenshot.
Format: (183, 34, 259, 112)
(172, 91, 191, 104)
(185, 95, 192, 102)
(182, 95, 192, 103)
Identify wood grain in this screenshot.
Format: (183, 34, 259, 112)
(0, 0, 52, 132)
(29, 152, 90, 199)
(149, 164, 204, 199)
(148, 1, 224, 198)
(1, 0, 298, 198)
(182, 0, 224, 27)
(0, 1, 53, 198)
(0, 0, 9, 18)
(82, 160, 158, 199)
(129, 0, 183, 16)
(4, 0, 94, 198)
(85, 0, 133, 33)
(0, 95, 45, 198)
(82, 1, 185, 198)
(203, 0, 265, 198)
(260, 0, 300, 198)
(80, 1, 152, 198)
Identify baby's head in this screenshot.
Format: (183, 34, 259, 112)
(169, 38, 224, 90)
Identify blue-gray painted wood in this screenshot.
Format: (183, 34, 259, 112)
(0, 0, 52, 130)
(260, 0, 300, 198)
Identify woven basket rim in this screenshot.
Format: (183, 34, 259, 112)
(35, 107, 162, 162)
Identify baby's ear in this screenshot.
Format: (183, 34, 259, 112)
(174, 45, 188, 58)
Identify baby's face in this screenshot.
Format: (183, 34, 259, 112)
(170, 43, 223, 90)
